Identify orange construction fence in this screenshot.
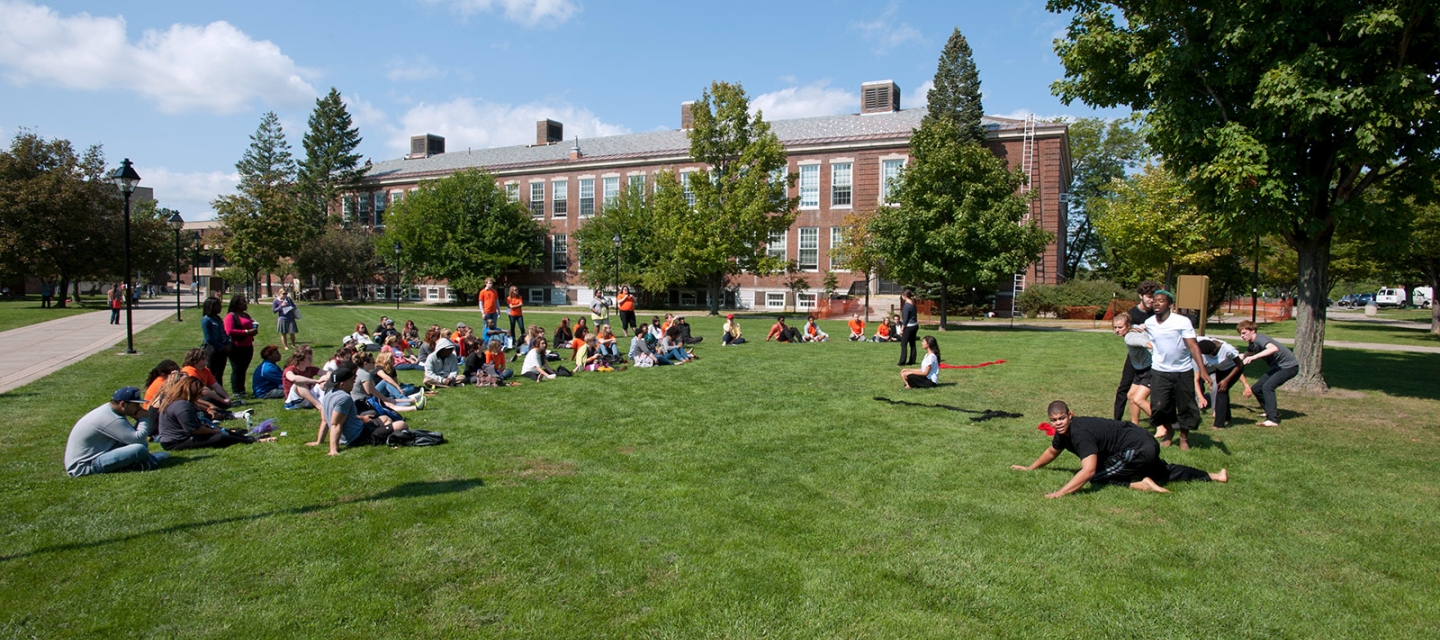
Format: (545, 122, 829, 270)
(813, 298, 876, 319)
(1103, 297, 1294, 323)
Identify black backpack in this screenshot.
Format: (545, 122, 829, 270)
(386, 428, 446, 447)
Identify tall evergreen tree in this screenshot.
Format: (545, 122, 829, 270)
(237, 111, 296, 197)
(220, 111, 302, 296)
(925, 27, 985, 144)
(297, 87, 364, 230)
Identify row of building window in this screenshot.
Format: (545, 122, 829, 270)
(545, 226, 847, 274)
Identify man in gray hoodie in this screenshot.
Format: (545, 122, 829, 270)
(423, 338, 461, 386)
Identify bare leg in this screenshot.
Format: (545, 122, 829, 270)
(1158, 426, 1172, 446)
(1178, 429, 1191, 451)
(1128, 387, 1151, 424)
(1128, 477, 1171, 493)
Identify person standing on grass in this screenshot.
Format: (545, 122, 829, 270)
(224, 296, 259, 398)
(1144, 289, 1208, 450)
(900, 336, 942, 389)
(1112, 314, 1154, 429)
(1197, 337, 1248, 429)
(506, 285, 526, 344)
(64, 387, 169, 477)
(1113, 281, 1160, 420)
(478, 278, 500, 327)
(1237, 320, 1299, 427)
(41, 282, 54, 309)
(271, 288, 299, 351)
(897, 289, 919, 366)
(590, 292, 612, 329)
(617, 286, 637, 337)
(1012, 401, 1227, 497)
(200, 297, 231, 391)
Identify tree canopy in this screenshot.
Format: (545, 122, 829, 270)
(298, 88, 364, 231)
(924, 27, 986, 144)
(1091, 163, 1233, 289)
(1063, 116, 1149, 279)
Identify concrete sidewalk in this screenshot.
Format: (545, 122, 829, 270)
(0, 300, 179, 395)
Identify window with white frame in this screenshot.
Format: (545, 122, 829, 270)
(767, 230, 787, 260)
(579, 178, 595, 217)
(445, 288, 456, 302)
(551, 234, 568, 271)
(799, 164, 819, 208)
(528, 288, 544, 304)
(628, 174, 645, 195)
(506, 183, 519, 203)
(373, 193, 386, 227)
(831, 162, 852, 207)
(797, 292, 817, 311)
(798, 227, 819, 271)
(602, 176, 619, 208)
(390, 190, 404, 206)
(342, 195, 355, 223)
(551, 288, 567, 305)
(358, 193, 372, 226)
(529, 182, 544, 218)
(427, 287, 439, 300)
(830, 226, 848, 271)
(881, 159, 904, 204)
(552, 179, 568, 217)
(766, 292, 786, 309)
(681, 171, 695, 207)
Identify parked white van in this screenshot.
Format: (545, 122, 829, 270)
(1375, 288, 1407, 308)
(1414, 286, 1433, 308)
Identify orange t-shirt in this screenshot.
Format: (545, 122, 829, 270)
(877, 323, 891, 338)
(571, 337, 586, 351)
(807, 323, 818, 336)
(143, 376, 166, 409)
(485, 351, 507, 369)
(617, 293, 635, 312)
(848, 319, 865, 334)
(479, 289, 500, 314)
(506, 295, 524, 317)
(181, 365, 216, 388)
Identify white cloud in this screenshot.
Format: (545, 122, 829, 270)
(751, 81, 857, 120)
(0, 1, 317, 114)
(387, 97, 629, 154)
(142, 167, 240, 220)
(910, 79, 934, 112)
(421, 0, 579, 26)
(384, 56, 444, 82)
(851, 2, 925, 55)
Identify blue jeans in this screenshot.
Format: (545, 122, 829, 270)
(599, 343, 619, 357)
(395, 363, 423, 371)
(509, 315, 525, 343)
(665, 348, 689, 361)
(376, 380, 412, 404)
(75, 443, 159, 476)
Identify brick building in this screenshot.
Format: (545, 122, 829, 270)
(354, 81, 1070, 313)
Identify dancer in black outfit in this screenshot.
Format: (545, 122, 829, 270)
(897, 289, 919, 366)
(1112, 281, 1159, 420)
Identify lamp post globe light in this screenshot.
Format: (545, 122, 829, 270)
(168, 211, 184, 321)
(612, 233, 622, 300)
(108, 158, 141, 354)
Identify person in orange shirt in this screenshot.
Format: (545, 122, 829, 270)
(571, 326, 589, 352)
(616, 285, 637, 337)
(874, 318, 894, 342)
(848, 314, 866, 341)
(142, 360, 181, 409)
(478, 278, 500, 325)
(506, 285, 526, 344)
(483, 338, 513, 381)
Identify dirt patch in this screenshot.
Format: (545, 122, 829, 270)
(1318, 388, 1366, 399)
(493, 458, 578, 485)
(616, 446, 638, 455)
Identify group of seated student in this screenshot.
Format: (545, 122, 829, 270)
(842, 314, 898, 343)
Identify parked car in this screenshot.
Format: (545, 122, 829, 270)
(1336, 293, 1372, 308)
(1375, 288, 1407, 308)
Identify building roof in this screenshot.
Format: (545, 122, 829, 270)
(362, 109, 1063, 184)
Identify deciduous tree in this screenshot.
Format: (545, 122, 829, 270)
(1064, 116, 1149, 279)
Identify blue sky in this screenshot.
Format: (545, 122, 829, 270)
(0, 0, 1126, 218)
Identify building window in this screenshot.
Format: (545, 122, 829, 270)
(680, 292, 697, 307)
(552, 179, 568, 217)
(830, 226, 848, 271)
(552, 234, 568, 271)
(529, 182, 544, 218)
(603, 176, 619, 209)
(358, 193, 372, 226)
(797, 292, 817, 311)
(799, 164, 819, 209)
(506, 183, 519, 203)
(882, 159, 904, 204)
(579, 178, 595, 217)
(528, 288, 545, 304)
(680, 171, 696, 207)
(341, 196, 355, 223)
(798, 227, 819, 271)
(390, 190, 404, 206)
(427, 287, 440, 300)
(770, 167, 788, 191)
(831, 162, 852, 207)
(766, 292, 785, 309)
(373, 193, 387, 227)
(767, 230, 787, 260)
(628, 174, 645, 195)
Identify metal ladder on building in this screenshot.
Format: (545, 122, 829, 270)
(1012, 114, 1039, 317)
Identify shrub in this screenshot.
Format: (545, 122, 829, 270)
(1017, 279, 1128, 318)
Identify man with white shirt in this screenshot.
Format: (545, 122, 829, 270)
(1143, 289, 1208, 450)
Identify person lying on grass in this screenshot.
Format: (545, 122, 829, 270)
(1012, 400, 1227, 498)
(899, 336, 942, 389)
(309, 364, 409, 455)
(64, 386, 169, 477)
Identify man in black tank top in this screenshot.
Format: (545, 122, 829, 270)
(1113, 281, 1159, 420)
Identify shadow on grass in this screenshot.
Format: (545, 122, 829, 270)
(1179, 433, 1231, 455)
(1322, 349, 1440, 401)
(0, 478, 484, 562)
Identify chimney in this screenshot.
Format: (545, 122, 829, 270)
(680, 101, 695, 130)
(536, 119, 563, 145)
(408, 134, 445, 159)
(569, 136, 582, 160)
(860, 81, 901, 114)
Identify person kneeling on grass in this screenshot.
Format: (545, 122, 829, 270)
(900, 336, 942, 389)
(424, 338, 461, 387)
(310, 364, 409, 455)
(1012, 400, 1227, 498)
(63, 387, 169, 476)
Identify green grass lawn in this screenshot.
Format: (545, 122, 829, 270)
(3, 306, 1438, 638)
(1209, 317, 1440, 347)
(0, 298, 96, 333)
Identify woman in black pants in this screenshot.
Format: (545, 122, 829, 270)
(897, 289, 919, 366)
(223, 296, 259, 397)
(200, 297, 230, 390)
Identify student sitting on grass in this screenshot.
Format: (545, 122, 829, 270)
(482, 338, 514, 381)
(674, 316, 702, 345)
(521, 337, 569, 381)
(483, 316, 513, 351)
(766, 316, 802, 343)
(309, 364, 409, 456)
(382, 335, 423, 370)
(351, 351, 419, 413)
(416, 328, 441, 363)
(181, 347, 238, 412)
(1237, 319, 1299, 428)
(1012, 400, 1228, 497)
(64, 387, 169, 477)
(156, 376, 264, 451)
(571, 326, 589, 352)
(899, 336, 942, 389)
(517, 325, 545, 359)
(575, 334, 601, 371)
(552, 318, 573, 347)
(629, 331, 669, 366)
(349, 323, 380, 352)
(848, 315, 866, 341)
(1198, 337, 1248, 429)
(142, 360, 181, 409)
(872, 317, 894, 342)
(1112, 314, 1154, 428)
(595, 324, 622, 359)
(720, 314, 746, 346)
(660, 326, 695, 362)
(647, 316, 665, 342)
(424, 338, 461, 387)
(373, 351, 424, 408)
(251, 345, 285, 399)
(282, 347, 328, 410)
(402, 319, 421, 347)
(803, 315, 829, 342)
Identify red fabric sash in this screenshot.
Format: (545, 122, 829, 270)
(938, 359, 1006, 369)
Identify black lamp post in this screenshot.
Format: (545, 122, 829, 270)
(193, 231, 202, 307)
(168, 211, 184, 321)
(393, 242, 401, 311)
(612, 233, 622, 300)
(108, 159, 141, 354)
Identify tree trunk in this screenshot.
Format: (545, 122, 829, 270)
(864, 271, 871, 323)
(707, 272, 723, 316)
(266, 274, 273, 298)
(938, 282, 948, 330)
(56, 276, 71, 308)
(1291, 235, 1330, 393)
(1427, 268, 1439, 335)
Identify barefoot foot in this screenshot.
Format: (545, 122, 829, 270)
(1211, 468, 1228, 483)
(1130, 477, 1171, 493)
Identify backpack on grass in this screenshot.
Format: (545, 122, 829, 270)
(386, 429, 446, 447)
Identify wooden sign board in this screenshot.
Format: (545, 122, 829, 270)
(1175, 274, 1210, 335)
